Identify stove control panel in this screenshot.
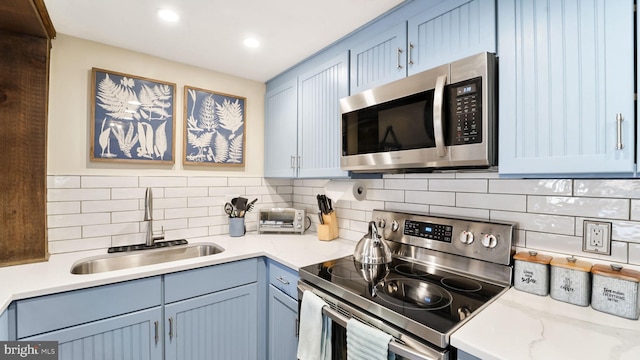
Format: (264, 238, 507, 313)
(373, 209, 515, 266)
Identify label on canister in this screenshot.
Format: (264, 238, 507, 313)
(514, 251, 552, 296)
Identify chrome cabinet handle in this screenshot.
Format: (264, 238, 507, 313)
(408, 43, 414, 65)
(616, 113, 624, 150)
(276, 276, 290, 285)
(297, 156, 301, 170)
(433, 74, 448, 157)
(290, 155, 295, 169)
(295, 317, 299, 338)
(397, 48, 403, 70)
(168, 317, 174, 341)
(154, 321, 159, 345)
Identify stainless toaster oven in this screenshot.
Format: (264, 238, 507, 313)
(258, 208, 306, 234)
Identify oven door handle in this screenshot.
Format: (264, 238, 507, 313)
(322, 306, 439, 360)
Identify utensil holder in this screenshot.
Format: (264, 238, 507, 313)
(229, 217, 245, 237)
(318, 211, 339, 241)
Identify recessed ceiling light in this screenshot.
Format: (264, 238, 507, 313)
(157, 9, 179, 22)
(243, 37, 260, 48)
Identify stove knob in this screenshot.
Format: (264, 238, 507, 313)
(377, 219, 386, 229)
(482, 234, 498, 248)
(458, 230, 474, 244)
(391, 220, 400, 232)
(457, 307, 472, 321)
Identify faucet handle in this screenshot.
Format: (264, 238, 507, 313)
(152, 226, 165, 241)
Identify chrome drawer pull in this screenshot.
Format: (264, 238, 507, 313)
(276, 276, 290, 285)
(168, 317, 174, 341)
(154, 321, 159, 345)
(397, 48, 404, 70)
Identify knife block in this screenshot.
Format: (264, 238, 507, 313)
(318, 211, 339, 241)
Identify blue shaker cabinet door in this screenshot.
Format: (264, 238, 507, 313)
(350, 22, 407, 94)
(164, 283, 258, 360)
(268, 285, 298, 360)
(23, 307, 162, 360)
(265, 78, 299, 178)
(407, 0, 496, 75)
(498, 0, 635, 176)
(298, 52, 349, 178)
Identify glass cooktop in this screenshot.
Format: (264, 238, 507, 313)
(299, 255, 506, 336)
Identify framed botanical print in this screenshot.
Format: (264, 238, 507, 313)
(184, 86, 246, 166)
(90, 68, 176, 164)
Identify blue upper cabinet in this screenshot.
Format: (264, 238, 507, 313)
(298, 52, 349, 178)
(498, 0, 635, 176)
(350, 0, 497, 94)
(264, 79, 298, 178)
(407, 0, 496, 75)
(350, 22, 408, 94)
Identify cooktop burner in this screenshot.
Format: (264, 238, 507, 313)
(376, 278, 453, 311)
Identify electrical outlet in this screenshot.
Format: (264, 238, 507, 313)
(582, 220, 612, 255)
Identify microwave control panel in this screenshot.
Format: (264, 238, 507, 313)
(449, 77, 482, 145)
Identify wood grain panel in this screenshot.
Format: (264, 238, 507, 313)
(0, 29, 49, 266)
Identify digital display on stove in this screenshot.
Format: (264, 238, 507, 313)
(404, 220, 452, 242)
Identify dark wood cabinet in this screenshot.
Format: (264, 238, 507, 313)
(0, 0, 55, 266)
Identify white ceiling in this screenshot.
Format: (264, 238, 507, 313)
(43, 0, 405, 82)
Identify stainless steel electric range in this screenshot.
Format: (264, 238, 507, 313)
(298, 210, 515, 360)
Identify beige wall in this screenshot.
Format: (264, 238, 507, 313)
(47, 34, 265, 176)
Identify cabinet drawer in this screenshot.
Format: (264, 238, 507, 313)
(16, 276, 161, 339)
(268, 260, 299, 300)
(164, 258, 258, 303)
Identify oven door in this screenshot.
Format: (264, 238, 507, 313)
(298, 281, 450, 360)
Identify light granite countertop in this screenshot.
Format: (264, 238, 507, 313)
(0, 233, 356, 314)
(451, 288, 640, 359)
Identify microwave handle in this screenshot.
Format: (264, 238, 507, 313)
(432, 74, 447, 158)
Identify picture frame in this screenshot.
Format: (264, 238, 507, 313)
(90, 68, 176, 164)
(183, 86, 246, 166)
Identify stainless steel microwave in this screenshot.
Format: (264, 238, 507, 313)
(340, 52, 497, 173)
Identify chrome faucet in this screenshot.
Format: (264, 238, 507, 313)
(144, 188, 164, 246)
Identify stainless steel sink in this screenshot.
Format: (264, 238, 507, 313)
(71, 243, 225, 274)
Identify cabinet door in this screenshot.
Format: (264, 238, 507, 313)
(498, 0, 635, 176)
(23, 307, 162, 360)
(298, 52, 349, 178)
(165, 283, 258, 360)
(350, 22, 407, 94)
(268, 285, 298, 360)
(265, 78, 298, 178)
(407, 0, 496, 75)
(0, 309, 7, 341)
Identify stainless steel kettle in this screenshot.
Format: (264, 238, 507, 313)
(353, 221, 392, 264)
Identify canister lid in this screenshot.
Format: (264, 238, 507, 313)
(591, 264, 640, 282)
(514, 250, 552, 264)
(550, 256, 592, 272)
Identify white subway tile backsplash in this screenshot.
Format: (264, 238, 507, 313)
(632, 200, 640, 221)
(574, 219, 640, 244)
(139, 176, 187, 188)
(429, 179, 487, 193)
(263, 178, 293, 186)
(166, 227, 209, 240)
(83, 223, 139, 238)
(47, 176, 80, 189)
(525, 232, 628, 263)
(153, 197, 188, 209)
(188, 197, 218, 208)
(111, 233, 146, 247)
(405, 190, 455, 206)
(165, 187, 208, 198)
(188, 177, 227, 187)
(384, 179, 428, 191)
(574, 179, 640, 198)
(385, 202, 428, 214)
(489, 179, 572, 195)
(228, 177, 262, 187)
(48, 237, 112, 254)
(454, 171, 499, 179)
(457, 193, 526, 212)
(165, 207, 208, 219)
(111, 187, 148, 200)
(404, 173, 454, 179)
(154, 218, 188, 231)
(48, 213, 110, 228)
(429, 206, 489, 219)
(48, 227, 81, 241)
(629, 244, 640, 265)
(47, 202, 80, 215)
(48, 189, 110, 202)
(527, 196, 629, 219)
(209, 186, 246, 197)
(111, 210, 144, 224)
(81, 176, 138, 188)
(81, 199, 138, 213)
(490, 211, 575, 236)
(366, 189, 404, 202)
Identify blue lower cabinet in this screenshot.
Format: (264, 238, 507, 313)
(165, 283, 258, 360)
(268, 285, 298, 360)
(0, 308, 8, 341)
(23, 307, 162, 360)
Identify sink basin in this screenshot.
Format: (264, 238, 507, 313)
(71, 243, 225, 274)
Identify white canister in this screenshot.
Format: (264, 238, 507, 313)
(591, 264, 640, 320)
(513, 251, 552, 296)
(550, 256, 592, 306)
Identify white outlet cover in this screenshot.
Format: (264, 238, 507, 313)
(582, 220, 612, 255)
